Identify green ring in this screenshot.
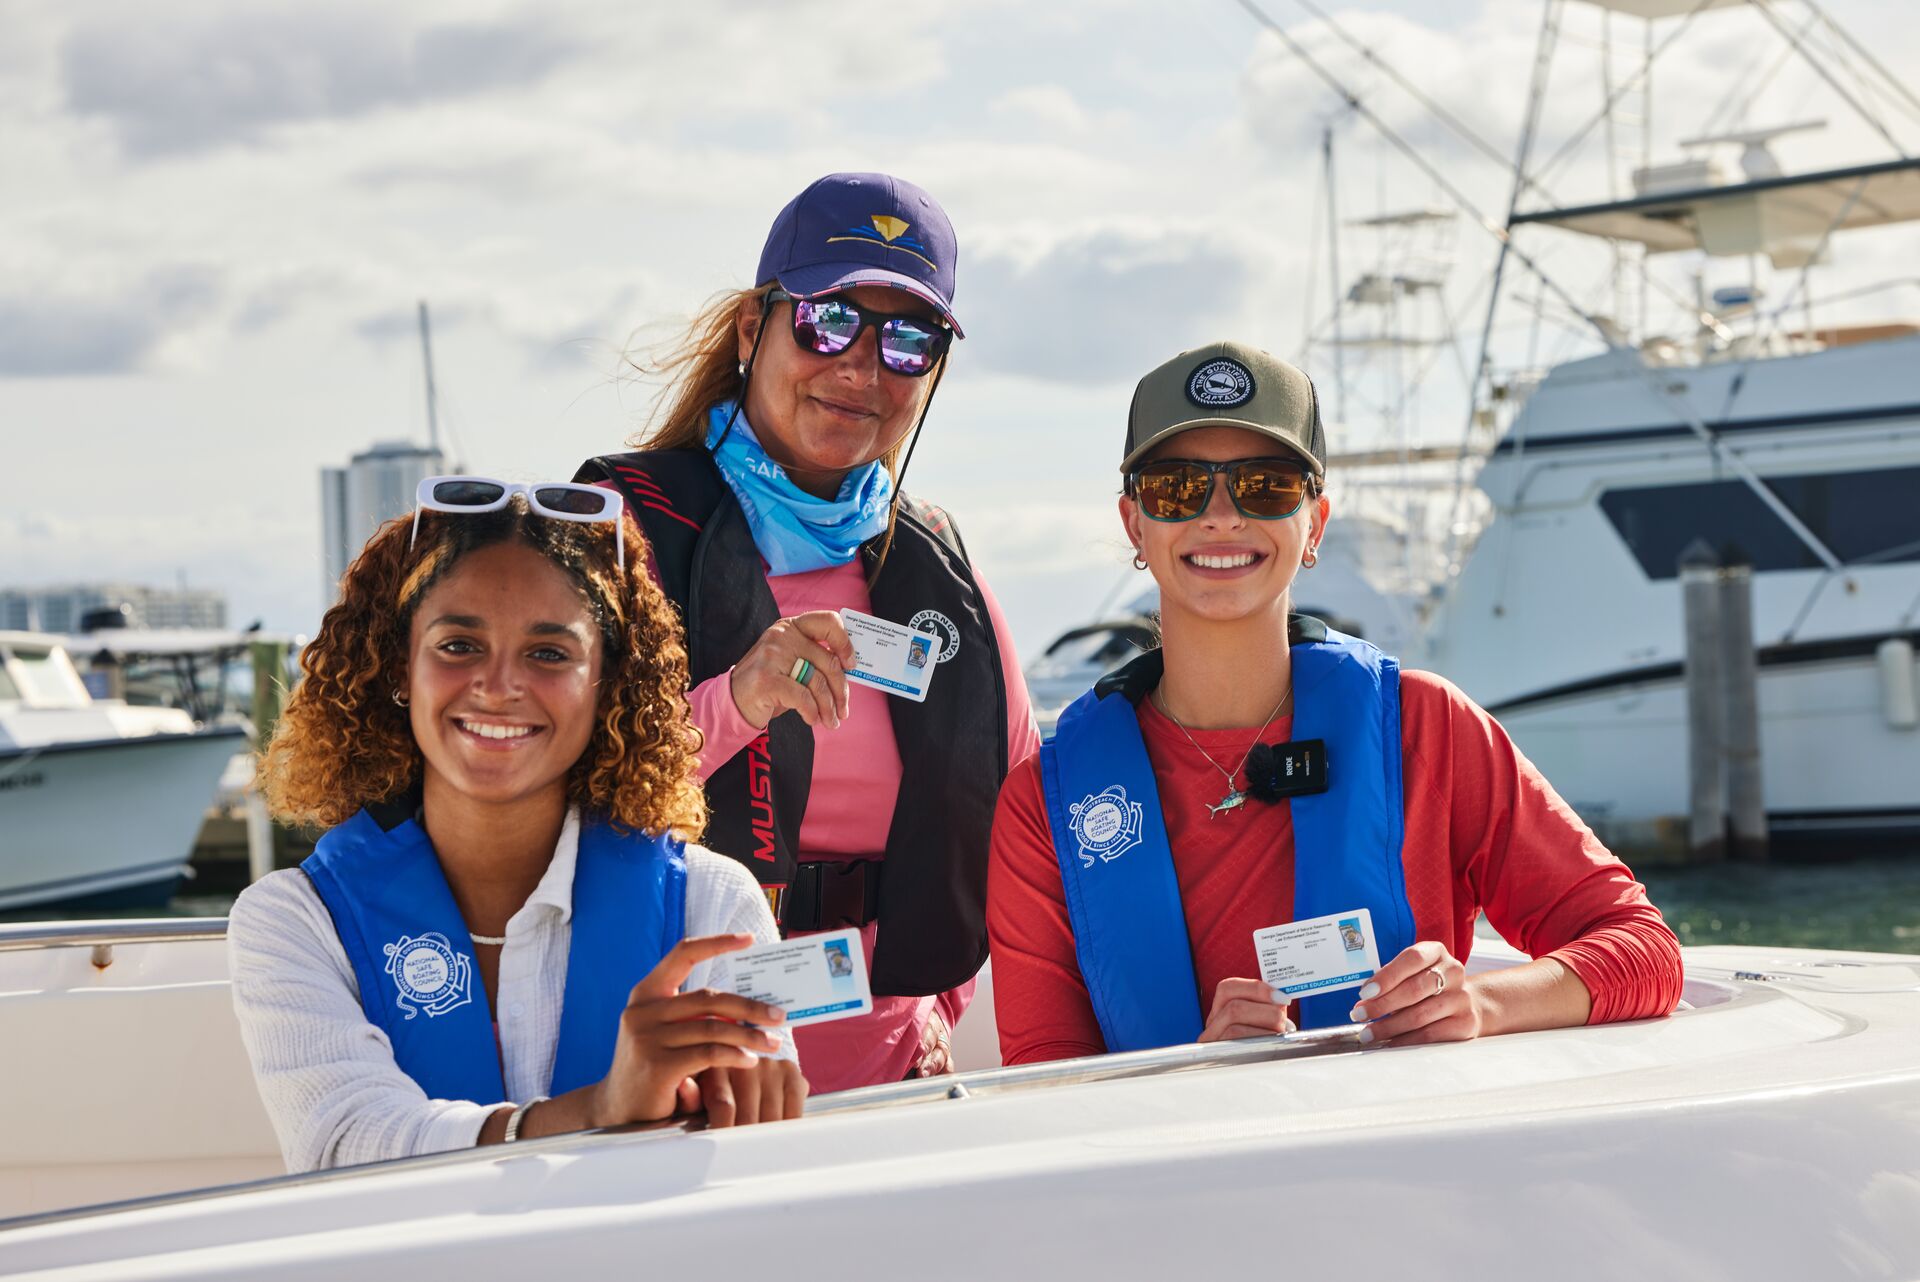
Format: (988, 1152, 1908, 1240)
(792, 658, 815, 686)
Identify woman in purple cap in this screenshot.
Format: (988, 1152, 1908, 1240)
(577, 172, 1040, 1092)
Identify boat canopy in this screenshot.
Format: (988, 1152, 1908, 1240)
(1509, 157, 1920, 268)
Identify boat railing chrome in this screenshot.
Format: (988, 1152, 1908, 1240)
(0, 916, 227, 968)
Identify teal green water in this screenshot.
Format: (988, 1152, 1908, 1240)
(1637, 855, 1920, 955)
(8, 859, 1920, 955)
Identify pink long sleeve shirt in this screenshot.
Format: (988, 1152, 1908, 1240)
(687, 558, 1040, 1092)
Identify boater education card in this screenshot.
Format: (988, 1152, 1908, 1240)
(728, 927, 874, 1027)
(839, 608, 936, 703)
(1253, 908, 1384, 999)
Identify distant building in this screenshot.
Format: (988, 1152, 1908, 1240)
(320, 440, 444, 607)
(0, 584, 228, 633)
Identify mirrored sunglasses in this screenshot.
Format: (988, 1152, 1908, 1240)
(1127, 458, 1313, 523)
(767, 287, 952, 377)
(410, 476, 625, 569)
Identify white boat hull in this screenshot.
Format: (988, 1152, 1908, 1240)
(1491, 645, 1920, 850)
(2, 928, 1918, 1279)
(0, 728, 247, 911)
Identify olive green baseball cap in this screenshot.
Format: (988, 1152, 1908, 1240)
(1121, 340, 1327, 476)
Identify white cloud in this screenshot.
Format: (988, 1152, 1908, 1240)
(60, 6, 581, 157)
(1, 0, 1915, 658)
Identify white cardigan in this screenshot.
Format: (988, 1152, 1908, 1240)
(227, 810, 789, 1172)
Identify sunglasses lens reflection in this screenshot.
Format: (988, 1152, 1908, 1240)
(879, 320, 940, 375)
(533, 487, 606, 515)
(431, 481, 506, 506)
(1134, 464, 1212, 520)
(1230, 464, 1308, 518)
(793, 299, 860, 354)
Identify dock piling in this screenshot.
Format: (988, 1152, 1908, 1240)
(1719, 561, 1768, 862)
(1680, 541, 1726, 861)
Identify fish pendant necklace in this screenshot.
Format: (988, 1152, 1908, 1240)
(1155, 684, 1294, 818)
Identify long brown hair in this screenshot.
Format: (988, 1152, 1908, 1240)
(262, 501, 707, 840)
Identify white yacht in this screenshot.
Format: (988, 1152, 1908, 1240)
(0, 633, 247, 912)
(1417, 0, 1920, 854)
(1424, 325, 1920, 854)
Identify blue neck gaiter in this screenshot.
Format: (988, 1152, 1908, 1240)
(705, 401, 895, 576)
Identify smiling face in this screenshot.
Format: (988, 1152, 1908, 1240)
(404, 541, 603, 812)
(738, 284, 939, 487)
(1120, 425, 1331, 629)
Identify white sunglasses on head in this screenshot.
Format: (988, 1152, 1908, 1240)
(410, 476, 625, 570)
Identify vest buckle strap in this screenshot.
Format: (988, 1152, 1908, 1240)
(782, 859, 882, 933)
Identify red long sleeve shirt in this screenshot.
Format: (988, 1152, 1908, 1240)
(987, 669, 1683, 1066)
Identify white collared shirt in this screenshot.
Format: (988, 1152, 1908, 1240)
(227, 810, 790, 1173)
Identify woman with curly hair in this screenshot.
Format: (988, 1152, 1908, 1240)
(229, 480, 805, 1174)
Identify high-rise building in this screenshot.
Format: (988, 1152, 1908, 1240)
(0, 584, 228, 633)
(320, 440, 445, 607)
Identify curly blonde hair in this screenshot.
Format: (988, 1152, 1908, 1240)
(262, 500, 707, 840)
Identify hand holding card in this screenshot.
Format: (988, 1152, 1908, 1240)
(840, 609, 937, 703)
(728, 927, 876, 1027)
(1253, 907, 1383, 1000)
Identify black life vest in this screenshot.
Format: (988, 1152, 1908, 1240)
(575, 447, 1009, 997)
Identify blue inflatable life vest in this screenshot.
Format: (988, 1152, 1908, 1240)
(1038, 617, 1415, 1051)
(303, 802, 687, 1104)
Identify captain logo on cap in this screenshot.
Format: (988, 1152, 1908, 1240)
(756, 172, 964, 338)
(1122, 340, 1326, 475)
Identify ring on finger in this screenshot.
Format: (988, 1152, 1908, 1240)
(789, 656, 814, 686)
(1431, 967, 1446, 996)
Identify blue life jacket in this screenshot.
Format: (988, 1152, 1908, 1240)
(1038, 617, 1415, 1051)
(303, 802, 687, 1103)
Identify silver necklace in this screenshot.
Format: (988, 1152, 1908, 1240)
(1154, 684, 1294, 817)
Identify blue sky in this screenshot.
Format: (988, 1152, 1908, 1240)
(3, 0, 1914, 656)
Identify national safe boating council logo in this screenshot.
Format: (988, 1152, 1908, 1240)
(384, 931, 475, 1020)
(1069, 785, 1145, 868)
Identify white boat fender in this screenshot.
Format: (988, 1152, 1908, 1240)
(1877, 637, 1918, 730)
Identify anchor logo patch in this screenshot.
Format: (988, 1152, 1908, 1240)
(1068, 785, 1145, 868)
(384, 932, 475, 1021)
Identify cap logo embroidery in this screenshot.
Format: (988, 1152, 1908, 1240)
(1186, 358, 1256, 409)
(826, 215, 939, 272)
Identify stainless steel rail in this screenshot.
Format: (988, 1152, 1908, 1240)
(810, 1024, 1362, 1116)
(0, 916, 228, 967)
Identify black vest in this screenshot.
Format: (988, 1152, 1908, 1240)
(576, 447, 1009, 996)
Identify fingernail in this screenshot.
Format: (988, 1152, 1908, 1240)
(1269, 987, 1291, 1005)
(1349, 1004, 1367, 1022)
(1359, 982, 1380, 1000)
(1358, 1027, 1375, 1044)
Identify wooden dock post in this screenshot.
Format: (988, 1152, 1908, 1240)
(1679, 540, 1726, 862)
(1718, 560, 1768, 861)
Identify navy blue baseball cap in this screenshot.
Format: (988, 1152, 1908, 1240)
(754, 172, 964, 338)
